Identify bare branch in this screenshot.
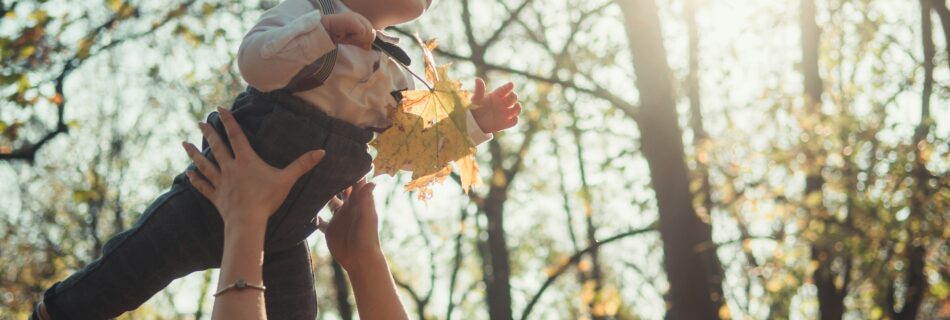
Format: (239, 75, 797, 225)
(408, 195, 437, 308)
(445, 208, 470, 320)
(0, 1, 19, 21)
(931, 0, 950, 73)
(1, 0, 199, 161)
(390, 27, 638, 120)
(393, 273, 428, 320)
(459, 0, 480, 57)
(519, 226, 656, 320)
(482, 0, 536, 49)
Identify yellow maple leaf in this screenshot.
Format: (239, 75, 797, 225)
(371, 38, 482, 200)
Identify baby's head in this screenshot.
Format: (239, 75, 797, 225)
(342, 0, 431, 29)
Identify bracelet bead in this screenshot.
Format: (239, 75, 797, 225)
(214, 279, 266, 297)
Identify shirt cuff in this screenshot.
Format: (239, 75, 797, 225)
(260, 10, 336, 63)
(465, 110, 493, 146)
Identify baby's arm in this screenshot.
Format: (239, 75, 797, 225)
(465, 109, 494, 146)
(238, 0, 375, 91)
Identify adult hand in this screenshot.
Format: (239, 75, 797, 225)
(182, 106, 326, 228)
(316, 181, 409, 320)
(316, 180, 381, 272)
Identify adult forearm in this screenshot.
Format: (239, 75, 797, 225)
(211, 220, 268, 320)
(348, 253, 409, 320)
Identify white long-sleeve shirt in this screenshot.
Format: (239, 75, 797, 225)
(237, 0, 492, 145)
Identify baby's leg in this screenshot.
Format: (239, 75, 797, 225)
(40, 173, 224, 319)
(36, 88, 374, 318)
(262, 241, 318, 319)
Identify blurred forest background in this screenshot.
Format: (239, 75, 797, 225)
(1, 0, 949, 319)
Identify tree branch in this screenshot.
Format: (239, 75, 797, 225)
(931, 0, 950, 73)
(519, 226, 656, 320)
(393, 273, 428, 320)
(0, 1, 19, 18)
(408, 196, 437, 308)
(459, 0, 480, 57)
(1, 0, 198, 162)
(445, 208, 470, 320)
(390, 27, 638, 120)
(482, 0, 536, 49)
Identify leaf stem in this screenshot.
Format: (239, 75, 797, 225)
(373, 43, 435, 91)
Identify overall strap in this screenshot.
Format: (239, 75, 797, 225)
(283, 0, 338, 92)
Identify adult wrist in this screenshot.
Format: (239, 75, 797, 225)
(345, 250, 388, 276)
(223, 217, 268, 238)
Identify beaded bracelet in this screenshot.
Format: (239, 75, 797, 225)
(214, 279, 266, 297)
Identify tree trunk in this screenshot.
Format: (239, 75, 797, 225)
(812, 247, 845, 320)
(801, 0, 824, 109)
(888, 1, 933, 319)
(799, 0, 848, 318)
(331, 259, 354, 320)
(468, 50, 515, 318)
(617, 1, 726, 318)
(931, 0, 950, 72)
(482, 183, 513, 320)
(568, 102, 606, 319)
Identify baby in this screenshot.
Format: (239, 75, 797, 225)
(32, 0, 521, 319)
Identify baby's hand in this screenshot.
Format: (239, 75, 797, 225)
(321, 12, 376, 49)
(471, 78, 522, 133)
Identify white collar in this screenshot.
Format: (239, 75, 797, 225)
(376, 29, 400, 45)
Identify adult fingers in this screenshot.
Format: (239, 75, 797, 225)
(329, 196, 344, 214)
(341, 186, 353, 202)
(354, 182, 377, 222)
(315, 217, 329, 233)
(182, 142, 221, 187)
(357, 182, 376, 207)
(351, 179, 367, 193)
(185, 170, 215, 200)
(198, 122, 234, 165)
(343, 180, 368, 214)
(348, 182, 374, 209)
(333, 184, 359, 219)
(216, 107, 252, 159)
(282, 150, 325, 181)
